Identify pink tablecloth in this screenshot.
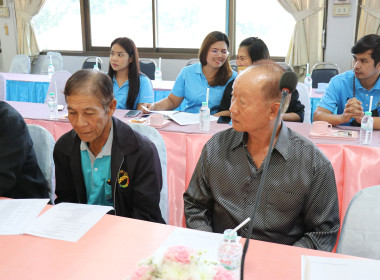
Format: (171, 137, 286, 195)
(7, 101, 380, 230)
(0, 204, 356, 280)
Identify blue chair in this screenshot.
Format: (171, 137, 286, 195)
(82, 56, 103, 70)
(229, 59, 238, 72)
(336, 185, 380, 260)
(127, 123, 169, 223)
(139, 59, 157, 80)
(311, 62, 340, 88)
(27, 124, 56, 204)
(9, 54, 31, 74)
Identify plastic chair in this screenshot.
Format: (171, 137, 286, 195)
(229, 59, 238, 72)
(311, 62, 340, 88)
(277, 62, 295, 73)
(0, 73, 6, 101)
(27, 124, 56, 204)
(336, 185, 380, 259)
(186, 58, 199, 66)
(46, 70, 72, 106)
(40, 52, 64, 75)
(296, 82, 311, 123)
(9, 54, 31, 74)
(128, 123, 169, 223)
(139, 59, 157, 80)
(82, 56, 103, 70)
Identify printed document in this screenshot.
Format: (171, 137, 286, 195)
(25, 203, 113, 242)
(0, 199, 49, 235)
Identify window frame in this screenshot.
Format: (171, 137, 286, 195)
(39, 0, 286, 61)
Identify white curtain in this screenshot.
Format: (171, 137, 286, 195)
(14, 0, 46, 56)
(277, 0, 325, 80)
(357, 0, 380, 39)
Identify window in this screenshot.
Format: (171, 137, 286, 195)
(236, 0, 295, 57)
(32, 0, 295, 58)
(33, 0, 82, 51)
(156, 0, 226, 48)
(89, 0, 153, 48)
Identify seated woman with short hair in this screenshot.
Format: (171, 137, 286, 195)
(218, 37, 305, 122)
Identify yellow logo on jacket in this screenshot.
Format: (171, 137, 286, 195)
(118, 170, 129, 188)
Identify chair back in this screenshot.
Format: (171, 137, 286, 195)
(139, 59, 157, 80)
(229, 60, 238, 72)
(40, 52, 64, 75)
(9, 54, 31, 74)
(296, 82, 311, 123)
(311, 62, 340, 88)
(277, 62, 295, 73)
(336, 185, 380, 260)
(82, 56, 103, 70)
(128, 123, 169, 223)
(186, 58, 199, 66)
(46, 70, 72, 106)
(0, 73, 6, 101)
(27, 124, 56, 204)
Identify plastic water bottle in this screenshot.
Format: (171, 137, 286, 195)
(218, 229, 242, 278)
(155, 67, 162, 81)
(93, 64, 100, 71)
(47, 92, 58, 119)
(48, 56, 55, 77)
(304, 74, 312, 96)
(199, 102, 210, 131)
(360, 111, 373, 145)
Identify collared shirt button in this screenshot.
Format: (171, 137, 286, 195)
(249, 201, 253, 205)
(244, 227, 248, 231)
(94, 168, 98, 171)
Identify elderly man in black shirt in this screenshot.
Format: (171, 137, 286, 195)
(184, 61, 339, 251)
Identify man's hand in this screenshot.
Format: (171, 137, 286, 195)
(341, 98, 364, 124)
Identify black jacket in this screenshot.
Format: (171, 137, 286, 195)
(0, 101, 49, 199)
(53, 117, 165, 223)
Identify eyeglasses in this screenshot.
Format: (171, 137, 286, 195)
(209, 49, 230, 56)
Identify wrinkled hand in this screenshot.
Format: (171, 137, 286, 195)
(341, 98, 364, 124)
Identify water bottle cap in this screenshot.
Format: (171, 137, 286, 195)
(49, 92, 55, 96)
(202, 102, 208, 106)
(365, 111, 372, 115)
(306, 74, 311, 77)
(223, 229, 237, 239)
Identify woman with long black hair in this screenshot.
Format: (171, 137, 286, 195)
(108, 37, 154, 110)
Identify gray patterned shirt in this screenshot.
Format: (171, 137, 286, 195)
(184, 124, 340, 251)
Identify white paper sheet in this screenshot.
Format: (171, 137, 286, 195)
(154, 227, 240, 262)
(142, 108, 218, 126)
(301, 255, 380, 280)
(0, 199, 49, 235)
(25, 203, 113, 242)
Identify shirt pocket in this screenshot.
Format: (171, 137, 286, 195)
(264, 190, 304, 232)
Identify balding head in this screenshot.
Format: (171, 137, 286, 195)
(235, 60, 291, 114)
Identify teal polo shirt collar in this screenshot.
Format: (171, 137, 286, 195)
(80, 123, 113, 161)
(80, 123, 113, 206)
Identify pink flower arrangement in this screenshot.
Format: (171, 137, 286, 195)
(128, 245, 236, 280)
